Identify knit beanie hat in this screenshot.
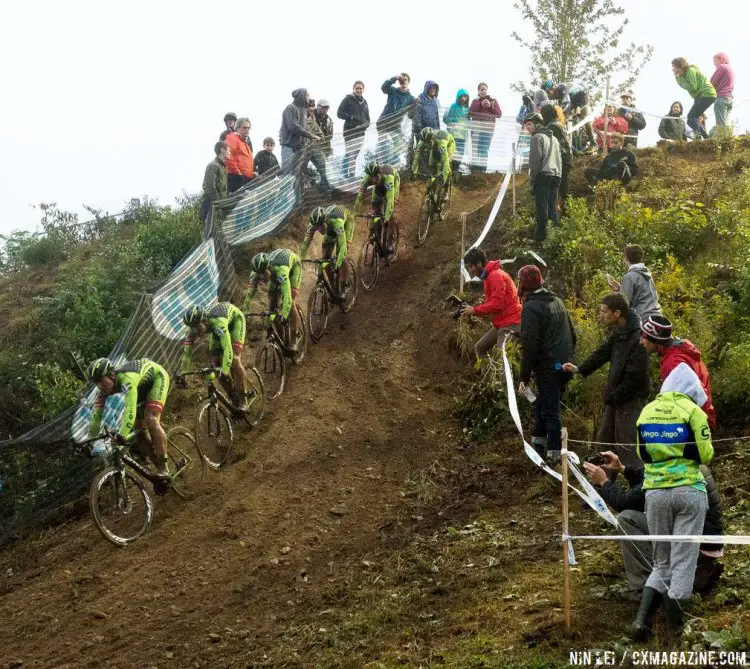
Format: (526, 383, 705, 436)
(517, 265, 544, 300)
(641, 315, 673, 343)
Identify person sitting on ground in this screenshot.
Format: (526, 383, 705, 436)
(201, 141, 229, 223)
(540, 104, 572, 212)
(219, 112, 237, 141)
(177, 303, 249, 410)
(592, 104, 629, 150)
(254, 137, 280, 177)
(87, 357, 171, 479)
(460, 247, 522, 372)
(245, 249, 303, 352)
(658, 102, 688, 142)
(562, 293, 650, 470)
(584, 451, 724, 602)
(640, 315, 716, 429)
(584, 132, 639, 187)
(631, 363, 714, 641)
(354, 162, 400, 254)
(225, 117, 255, 192)
(299, 205, 354, 299)
(617, 92, 646, 149)
(606, 244, 662, 322)
(525, 113, 562, 242)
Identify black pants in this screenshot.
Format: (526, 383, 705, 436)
(200, 198, 211, 222)
(559, 163, 571, 207)
(227, 173, 250, 193)
(687, 97, 716, 139)
(532, 371, 568, 453)
(533, 174, 560, 241)
(585, 164, 630, 187)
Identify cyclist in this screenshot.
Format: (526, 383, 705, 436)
(354, 161, 400, 255)
(87, 357, 171, 479)
(412, 128, 454, 184)
(245, 249, 303, 351)
(177, 303, 248, 410)
(299, 205, 354, 299)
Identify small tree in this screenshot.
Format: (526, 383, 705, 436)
(511, 0, 653, 98)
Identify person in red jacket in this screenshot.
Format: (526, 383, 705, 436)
(640, 315, 716, 429)
(461, 247, 522, 369)
(593, 105, 629, 150)
(225, 116, 255, 192)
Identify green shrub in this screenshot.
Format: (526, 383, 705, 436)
(33, 362, 83, 420)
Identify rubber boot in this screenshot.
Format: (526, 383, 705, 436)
(663, 596, 685, 640)
(630, 586, 661, 641)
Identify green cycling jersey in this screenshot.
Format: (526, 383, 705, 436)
(180, 302, 245, 376)
(354, 165, 400, 223)
(244, 248, 302, 320)
(412, 131, 455, 183)
(299, 205, 354, 269)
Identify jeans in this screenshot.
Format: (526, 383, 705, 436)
(308, 149, 331, 193)
(470, 129, 494, 172)
(474, 324, 520, 365)
(532, 371, 568, 453)
(281, 144, 296, 167)
(687, 97, 716, 139)
(343, 128, 366, 178)
(712, 97, 733, 137)
(532, 174, 561, 241)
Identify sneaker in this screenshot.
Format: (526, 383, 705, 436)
(545, 450, 562, 465)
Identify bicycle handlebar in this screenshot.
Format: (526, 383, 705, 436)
(182, 367, 221, 378)
(244, 310, 280, 318)
(302, 258, 336, 265)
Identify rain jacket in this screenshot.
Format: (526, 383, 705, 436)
(593, 113, 629, 149)
(202, 157, 228, 204)
(413, 80, 441, 133)
(711, 64, 735, 99)
(378, 77, 415, 123)
(472, 260, 522, 329)
(469, 94, 502, 125)
(528, 126, 561, 189)
(280, 88, 316, 149)
(617, 106, 646, 148)
(676, 65, 716, 100)
(443, 89, 470, 141)
(620, 263, 662, 321)
(660, 339, 716, 429)
(225, 132, 254, 178)
(658, 102, 687, 141)
(337, 94, 370, 134)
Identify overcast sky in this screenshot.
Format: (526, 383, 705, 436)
(0, 0, 745, 235)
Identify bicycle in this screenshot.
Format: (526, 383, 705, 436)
(356, 213, 400, 291)
(246, 306, 307, 400)
(183, 365, 266, 469)
(416, 174, 452, 247)
(303, 257, 357, 343)
(79, 425, 205, 546)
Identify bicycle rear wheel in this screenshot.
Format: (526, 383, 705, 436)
(340, 258, 358, 313)
(308, 284, 329, 343)
(439, 181, 452, 221)
(290, 305, 308, 365)
(255, 341, 286, 398)
(89, 468, 153, 547)
(196, 401, 234, 470)
(416, 194, 432, 246)
(242, 364, 266, 426)
(166, 426, 206, 498)
(359, 239, 379, 290)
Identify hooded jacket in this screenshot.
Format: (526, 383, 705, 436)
(224, 132, 254, 178)
(443, 89, 470, 141)
(711, 64, 735, 99)
(280, 88, 316, 149)
(577, 310, 650, 406)
(658, 103, 687, 141)
(469, 94, 502, 125)
(528, 126, 562, 188)
(545, 119, 572, 167)
(620, 264, 662, 321)
(413, 80, 441, 133)
(660, 339, 716, 429)
(472, 260, 522, 330)
(378, 77, 416, 123)
(676, 65, 717, 100)
(617, 105, 646, 148)
(520, 289, 577, 383)
(337, 93, 370, 134)
(593, 113, 629, 149)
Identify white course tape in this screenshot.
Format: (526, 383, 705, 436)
(566, 111, 596, 135)
(568, 534, 750, 545)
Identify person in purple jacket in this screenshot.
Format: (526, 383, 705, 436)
(710, 52, 735, 138)
(469, 83, 502, 172)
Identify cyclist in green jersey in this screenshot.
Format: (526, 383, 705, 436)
(245, 249, 303, 351)
(87, 357, 171, 478)
(299, 205, 354, 298)
(176, 302, 248, 410)
(355, 162, 400, 253)
(412, 127, 455, 184)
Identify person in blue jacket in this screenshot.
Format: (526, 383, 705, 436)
(376, 73, 416, 165)
(412, 81, 440, 174)
(443, 88, 470, 180)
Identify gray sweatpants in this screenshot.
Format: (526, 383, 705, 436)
(475, 324, 520, 359)
(617, 509, 652, 592)
(645, 486, 708, 600)
(597, 398, 647, 471)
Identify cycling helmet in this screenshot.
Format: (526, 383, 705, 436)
(223, 112, 237, 123)
(251, 252, 270, 274)
(309, 206, 327, 227)
(435, 130, 450, 141)
(420, 127, 435, 141)
(541, 80, 555, 91)
(183, 306, 206, 328)
(364, 162, 380, 178)
(88, 358, 113, 382)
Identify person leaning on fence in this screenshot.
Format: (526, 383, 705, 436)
(710, 52, 734, 138)
(469, 83, 502, 173)
(224, 117, 255, 192)
(337, 81, 370, 179)
(658, 102, 688, 142)
(305, 99, 333, 196)
(517, 264, 576, 464)
(672, 57, 716, 141)
(562, 293, 650, 470)
(443, 89, 470, 180)
(540, 104, 572, 213)
(606, 244, 663, 322)
(583, 452, 724, 603)
(525, 113, 561, 243)
(460, 247, 522, 372)
(280, 88, 316, 168)
(617, 92, 646, 149)
(201, 141, 229, 223)
(584, 132, 639, 187)
(376, 73, 415, 155)
(254, 137, 280, 177)
(630, 363, 714, 642)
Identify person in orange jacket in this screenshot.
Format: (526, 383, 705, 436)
(225, 117, 255, 192)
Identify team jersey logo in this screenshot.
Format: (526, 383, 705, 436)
(639, 423, 688, 443)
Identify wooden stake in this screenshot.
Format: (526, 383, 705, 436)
(512, 142, 517, 217)
(459, 214, 466, 294)
(603, 77, 611, 156)
(561, 426, 571, 633)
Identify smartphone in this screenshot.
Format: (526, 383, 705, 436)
(587, 453, 605, 466)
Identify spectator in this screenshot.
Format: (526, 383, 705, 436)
(566, 83, 596, 149)
(540, 104, 572, 212)
(672, 57, 716, 140)
(254, 137, 280, 178)
(658, 102, 688, 141)
(201, 141, 229, 222)
(443, 89, 470, 177)
(305, 99, 332, 196)
(584, 132, 638, 187)
(224, 117, 255, 192)
(538, 81, 573, 127)
(460, 247, 522, 370)
(562, 293, 650, 470)
(525, 113, 561, 242)
(313, 100, 334, 158)
(517, 264, 576, 463)
(640, 315, 716, 429)
(412, 80, 441, 172)
(631, 363, 714, 641)
(337, 82, 370, 179)
(533, 86, 550, 110)
(220, 112, 237, 141)
(469, 83, 502, 173)
(516, 92, 535, 125)
(583, 453, 723, 602)
(376, 73, 415, 156)
(710, 52, 735, 138)
(617, 92, 646, 149)
(593, 104, 629, 150)
(280, 88, 316, 168)
(606, 244, 662, 322)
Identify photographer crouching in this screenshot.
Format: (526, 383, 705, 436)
(460, 247, 522, 372)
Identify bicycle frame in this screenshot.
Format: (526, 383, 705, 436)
(247, 312, 296, 357)
(306, 260, 345, 312)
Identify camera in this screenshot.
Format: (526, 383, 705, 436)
(446, 294, 469, 320)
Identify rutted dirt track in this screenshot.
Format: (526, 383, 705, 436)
(0, 179, 499, 668)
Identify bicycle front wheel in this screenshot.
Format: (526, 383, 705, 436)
(242, 364, 267, 426)
(166, 426, 206, 499)
(340, 258, 358, 313)
(416, 193, 432, 246)
(439, 181, 452, 221)
(359, 239, 379, 290)
(290, 305, 308, 365)
(255, 341, 286, 399)
(89, 468, 153, 547)
(196, 401, 234, 470)
(308, 284, 329, 343)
